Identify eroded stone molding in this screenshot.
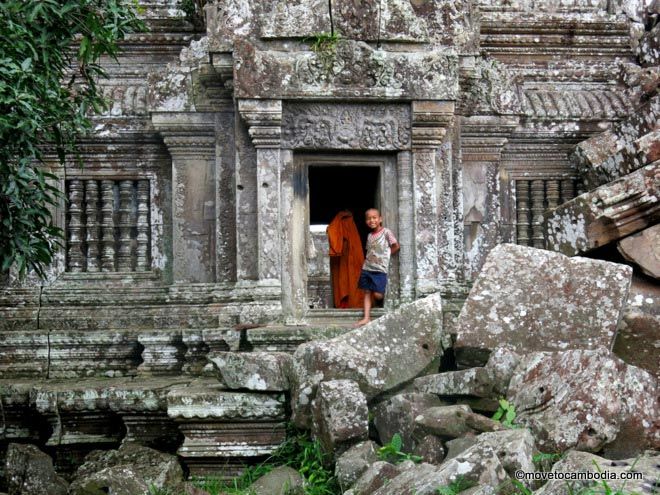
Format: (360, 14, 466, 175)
(238, 99, 283, 283)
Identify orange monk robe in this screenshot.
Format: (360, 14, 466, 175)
(326, 211, 365, 308)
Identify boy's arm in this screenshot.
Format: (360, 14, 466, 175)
(390, 242, 400, 255)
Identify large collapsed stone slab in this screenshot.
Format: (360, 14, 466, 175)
(290, 293, 443, 428)
(454, 244, 631, 367)
(617, 223, 660, 279)
(544, 163, 660, 256)
(508, 348, 659, 457)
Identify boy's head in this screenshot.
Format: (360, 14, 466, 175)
(365, 208, 382, 230)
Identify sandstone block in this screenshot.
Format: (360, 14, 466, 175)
(534, 450, 660, 495)
(544, 163, 660, 256)
(454, 244, 631, 367)
(414, 405, 503, 439)
(6, 443, 68, 495)
(508, 348, 659, 457)
(351, 461, 401, 495)
(68, 443, 183, 495)
(247, 465, 304, 495)
(618, 224, 660, 279)
(335, 441, 379, 491)
(311, 379, 369, 455)
(291, 293, 443, 428)
(372, 393, 447, 452)
(371, 444, 508, 495)
(209, 351, 291, 391)
(613, 311, 660, 378)
(412, 435, 446, 465)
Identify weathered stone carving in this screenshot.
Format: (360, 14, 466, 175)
(260, 0, 330, 39)
(234, 40, 458, 100)
(544, 163, 660, 256)
(463, 58, 521, 115)
(282, 103, 410, 150)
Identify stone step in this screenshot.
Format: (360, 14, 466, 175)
(0, 312, 385, 379)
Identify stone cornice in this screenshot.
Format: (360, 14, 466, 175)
(411, 101, 455, 148)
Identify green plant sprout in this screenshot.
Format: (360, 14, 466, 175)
(436, 476, 477, 495)
(377, 433, 424, 464)
(492, 398, 518, 428)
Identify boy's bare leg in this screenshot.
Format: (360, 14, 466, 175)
(355, 291, 372, 327)
(373, 292, 383, 300)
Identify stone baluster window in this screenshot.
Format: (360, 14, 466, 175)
(515, 178, 576, 247)
(66, 179, 151, 272)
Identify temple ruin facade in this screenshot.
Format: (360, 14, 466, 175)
(1, 0, 658, 483)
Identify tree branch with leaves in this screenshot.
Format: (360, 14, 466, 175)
(0, 0, 145, 279)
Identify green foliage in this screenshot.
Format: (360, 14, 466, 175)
(533, 451, 563, 472)
(189, 426, 340, 495)
(178, 0, 208, 30)
(0, 0, 144, 279)
(305, 32, 341, 72)
(492, 398, 518, 428)
(436, 476, 477, 495)
(377, 433, 424, 464)
(511, 478, 534, 495)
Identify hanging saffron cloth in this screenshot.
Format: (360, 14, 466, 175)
(326, 210, 365, 308)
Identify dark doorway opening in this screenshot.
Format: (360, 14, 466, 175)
(308, 165, 380, 245)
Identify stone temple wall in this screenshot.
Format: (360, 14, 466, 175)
(0, 0, 657, 481)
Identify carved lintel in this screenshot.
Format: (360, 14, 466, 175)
(238, 99, 282, 148)
(412, 101, 455, 149)
(152, 113, 217, 155)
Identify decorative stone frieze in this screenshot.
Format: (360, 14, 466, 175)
(282, 103, 411, 151)
(138, 330, 186, 376)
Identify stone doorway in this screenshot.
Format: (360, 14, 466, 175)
(297, 154, 399, 312)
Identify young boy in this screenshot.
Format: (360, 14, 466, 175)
(355, 208, 399, 327)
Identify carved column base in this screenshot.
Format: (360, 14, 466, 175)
(167, 383, 286, 478)
(137, 330, 186, 375)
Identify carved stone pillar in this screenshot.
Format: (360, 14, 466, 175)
(238, 99, 283, 284)
(411, 101, 454, 295)
(152, 113, 217, 283)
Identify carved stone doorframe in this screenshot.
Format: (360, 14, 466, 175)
(239, 98, 457, 321)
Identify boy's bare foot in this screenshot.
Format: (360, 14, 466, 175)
(353, 318, 370, 328)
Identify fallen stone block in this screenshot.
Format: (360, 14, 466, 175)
(572, 96, 659, 188)
(68, 443, 183, 495)
(412, 434, 445, 465)
(291, 293, 444, 428)
(6, 443, 68, 495)
(209, 351, 291, 391)
(508, 348, 659, 457)
(247, 465, 304, 495)
(371, 444, 509, 495)
(414, 405, 503, 439)
(311, 379, 369, 455)
(372, 393, 447, 452)
(544, 163, 660, 256)
(534, 450, 660, 495)
(613, 311, 660, 378)
(335, 440, 379, 492)
(618, 223, 660, 279)
(415, 347, 522, 399)
(351, 461, 401, 495)
(454, 244, 631, 367)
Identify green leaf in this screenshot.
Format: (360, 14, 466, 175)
(391, 433, 402, 452)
